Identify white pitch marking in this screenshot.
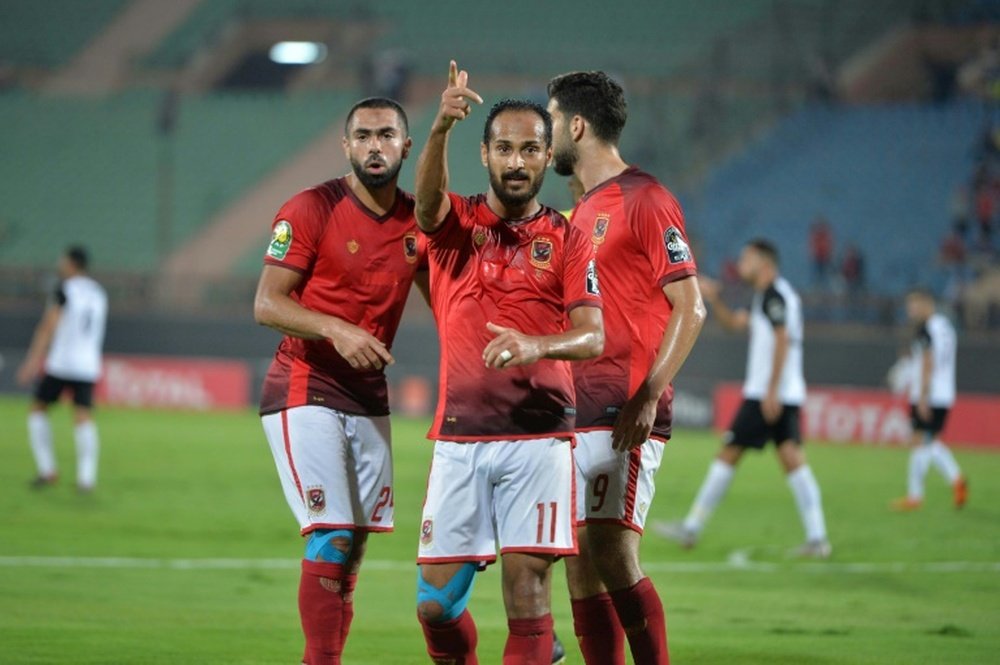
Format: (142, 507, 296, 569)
(0, 556, 997, 574)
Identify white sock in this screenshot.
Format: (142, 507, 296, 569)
(929, 440, 961, 484)
(787, 465, 827, 542)
(683, 459, 735, 534)
(75, 421, 100, 489)
(28, 412, 57, 478)
(907, 444, 932, 500)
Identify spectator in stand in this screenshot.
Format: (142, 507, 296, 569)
(809, 217, 834, 289)
(840, 244, 865, 294)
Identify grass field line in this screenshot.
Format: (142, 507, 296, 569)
(1, 555, 998, 574)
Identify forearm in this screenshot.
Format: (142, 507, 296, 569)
(643, 301, 706, 397)
(920, 353, 933, 400)
(255, 291, 339, 341)
(414, 128, 451, 231)
(537, 322, 604, 361)
(768, 337, 788, 396)
(707, 296, 742, 331)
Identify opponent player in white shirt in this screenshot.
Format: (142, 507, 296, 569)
(892, 288, 968, 511)
(659, 239, 831, 558)
(17, 246, 108, 492)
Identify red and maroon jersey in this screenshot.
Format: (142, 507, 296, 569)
(426, 192, 602, 441)
(570, 167, 697, 441)
(259, 178, 427, 417)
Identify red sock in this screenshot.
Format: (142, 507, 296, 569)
(503, 614, 554, 665)
(299, 560, 347, 665)
(572, 592, 626, 665)
(419, 609, 479, 664)
(339, 574, 358, 653)
(610, 577, 669, 665)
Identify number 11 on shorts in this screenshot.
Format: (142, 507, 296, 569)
(535, 501, 558, 544)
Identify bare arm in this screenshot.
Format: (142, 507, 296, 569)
(917, 347, 933, 418)
(414, 60, 482, 233)
(761, 326, 788, 423)
(612, 276, 707, 451)
(253, 265, 393, 370)
(16, 306, 61, 385)
(482, 306, 604, 369)
(699, 276, 748, 332)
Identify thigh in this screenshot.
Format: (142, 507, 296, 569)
(34, 375, 65, 405)
(347, 414, 394, 531)
(772, 405, 802, 446)
(724, 400, 769, 450)
(261, 406, 355, 534)
(418, 441, 497, 565)
(575, 430, 664, 532)
(494, 438, 576, 557)
(69, 381, 95, 409)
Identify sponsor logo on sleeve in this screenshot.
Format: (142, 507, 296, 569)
(663, 226, 691, 264)
(530, 236, 554, 269)
(767, 299, 786, 322)
(592, 214, 610, 246)
(403, 232, 418, 263)
(306, 486, 326, 516)
(585, 258, 601, 296)
(267, 220, 292, 260)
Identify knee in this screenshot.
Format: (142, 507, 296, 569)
(590, 540, 642, 590)
(304, 529, 354, 565)
(504, 567, 549, 616)
(417, 563, 477, 624)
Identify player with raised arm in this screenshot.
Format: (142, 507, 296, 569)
(891, 288, 967, 511)
(17, 246, 107, 492)
(659, 240, 830, 558)
(413, 61, 604, 665)
(253, 97, 427, 665)
(547, 71, 705, 665)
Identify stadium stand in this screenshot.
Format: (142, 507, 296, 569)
(0, 1, 129, 67)
(691, 100, 997, 297)
(0, 90, 357, 270)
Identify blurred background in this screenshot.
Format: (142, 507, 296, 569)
(0, 0, 998, 439)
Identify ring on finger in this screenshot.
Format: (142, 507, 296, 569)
(499, 349, 513, 363)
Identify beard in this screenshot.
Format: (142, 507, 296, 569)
(351, 155, 401, 189)
(552, 134, 578, 176)
(489, 168, 545, 209)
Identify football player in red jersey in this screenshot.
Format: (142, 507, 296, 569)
(547, 72, 706, 665)
(412, 61, 604, 665)
(253, 97, 428, 665)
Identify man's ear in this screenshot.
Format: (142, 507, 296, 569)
(571, 115, 585, 142)
(341, 136, 350, 160)
(402, 136, 413, 159)
(480, 142, 488, 167)
(545, 146, 553, 167)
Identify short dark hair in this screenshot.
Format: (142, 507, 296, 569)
(66, 245, 89, 271)
(482, 99, 552, 147)
(746, 238, 779, 266)
(547, 71, 627, 144)
(344, 97, 408, 135)
(907, 286, 936, 302)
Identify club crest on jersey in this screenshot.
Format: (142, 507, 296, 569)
(306, 487, 326, 516)
(530, 236, 554, 269)
(592, 214, 610, 246)
(403, 233, 418, 263)
(473, 228, 487, 247)
(663, 226, 691, 264)
(347, 240, 360, 254)
(267, 220, 292, 260)
(420, 518, 433, 546)
(585, 258, 601, 295)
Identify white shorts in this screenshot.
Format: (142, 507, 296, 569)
(574, 430, 664, 534)
(418, 438, 577, 565)
(261, 406, 393, 535)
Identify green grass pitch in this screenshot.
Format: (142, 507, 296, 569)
(0, 396, 998, 664)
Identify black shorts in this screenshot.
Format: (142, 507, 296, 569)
(725, 399, 802, 449)
(34, 374, 95, 408)
(910, 405, 949, 435)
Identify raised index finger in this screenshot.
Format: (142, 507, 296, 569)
(448, 60, 458, 87)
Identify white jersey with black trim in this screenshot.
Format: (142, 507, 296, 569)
(908, 312, 956, 408)
(742, 276, 806, 405)
(45, 275, 108, 382)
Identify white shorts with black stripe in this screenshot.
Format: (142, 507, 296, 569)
(574, 430, 665, 534)
(261, 405, 394, 535)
